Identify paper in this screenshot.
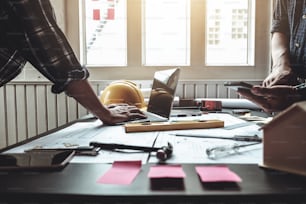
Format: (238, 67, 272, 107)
(97, 160, 142, 185)
(4, 113, 264, 165)
(4, 120, 104, 153)
(149, 113, 263, 164)
(195, 165, 242, 182)
(148, 165, 186, 178)
(5, 120, 158, 164)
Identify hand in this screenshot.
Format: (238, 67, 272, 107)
(237, 85, 301, 113)
(102, 104, 147, 125)
(262, 66, 298, 87)
(65, 80, 147, 125)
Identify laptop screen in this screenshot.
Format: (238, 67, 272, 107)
(147, 68, 180, 118)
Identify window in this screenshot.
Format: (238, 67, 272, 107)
(143, 0, 190, 66)
(84, 0, 127, 66)
(69, 0, 272, 80)
(206, 0, 255, 65)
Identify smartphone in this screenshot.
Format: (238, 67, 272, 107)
(232, 109, 251, 115)
(224, 81, 253, 91)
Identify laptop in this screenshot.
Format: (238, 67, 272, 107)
(130, 67, 180, 123)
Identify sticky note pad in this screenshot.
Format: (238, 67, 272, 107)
(97, 160, 141, 185)
(148, 165, 186, 178)
(148, 165, 186, 190)
(195, 165, 242, 183)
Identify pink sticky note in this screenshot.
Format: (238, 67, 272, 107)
(148, 165, 186, 178)
(97, 160, 142, 185)
(195, 165, 242, 183)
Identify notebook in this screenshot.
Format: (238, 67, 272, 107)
(130, 68, 181, 123)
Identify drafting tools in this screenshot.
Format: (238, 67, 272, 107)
(26, 146, 100, 156)
(173, 134, 262, 142)
(124, 119, 224, 133)
(90, 142, 173, 161)
(206, 142, 261, 160)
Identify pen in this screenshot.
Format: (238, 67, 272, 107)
(169, 119, 207, 123)
(172, 134, 262, 142)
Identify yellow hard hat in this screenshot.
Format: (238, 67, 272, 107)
(99, 80, 146, 109)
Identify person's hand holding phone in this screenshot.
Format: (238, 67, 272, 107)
(237, 85, 300, 112)
(224, 81, 253, 91)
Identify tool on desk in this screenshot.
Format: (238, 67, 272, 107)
(172, 133, 262, 159)
(173, 134, 262, 142)
(206, 142, 261, 160)
(201, 100, 222, 111)
(26, 146, 100, 156)
(124, 119, 224, 133)
(89, 142, 173, 161)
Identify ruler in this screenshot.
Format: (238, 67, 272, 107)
(124, 120, 224, 133)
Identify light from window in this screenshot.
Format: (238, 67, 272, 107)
(206, 0, 255, 65)
(83, 0, 255, 67)
(143, 0, 190, 66)
(84, 0, 127, 66)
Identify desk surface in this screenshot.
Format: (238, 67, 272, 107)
(1, 163, 306, 203)
(1, 110, 305, 203)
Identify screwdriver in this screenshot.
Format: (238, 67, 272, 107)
(206, 142, 261, 160)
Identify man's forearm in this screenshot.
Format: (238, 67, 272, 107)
(271, 32, 291, 70)
(65, 80, 111, 120)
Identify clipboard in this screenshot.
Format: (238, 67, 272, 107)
(124, 120, 224, 133)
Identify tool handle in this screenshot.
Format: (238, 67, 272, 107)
(89, 142, 157, 152)
(233, 135, 262, 142)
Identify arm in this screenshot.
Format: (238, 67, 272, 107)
(65, 80, 146, 125)
(263, 32, 297, 87)
(271, 32, 291, 71)
(6, 0, 145, 125)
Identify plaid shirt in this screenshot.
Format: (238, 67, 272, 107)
(271, 0, 306, 77)
(0, 0, 89, 94)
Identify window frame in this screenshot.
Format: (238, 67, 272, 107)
(66, 0, 272, 81)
